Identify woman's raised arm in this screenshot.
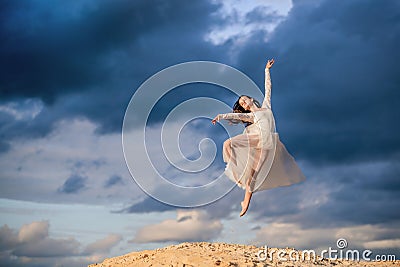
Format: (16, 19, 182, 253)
(262, 59, 274, 109)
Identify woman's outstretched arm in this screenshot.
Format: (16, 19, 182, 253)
(212, 112, 254, 124)
(261, 59, 274, 109)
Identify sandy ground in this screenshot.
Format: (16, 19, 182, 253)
(89, 242, 399, 267)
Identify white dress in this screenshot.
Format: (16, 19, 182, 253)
(219, 68, 306, 192)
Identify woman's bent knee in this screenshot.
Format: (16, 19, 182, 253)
(222, 139, 232, 162)
(223, 139, 231, 151)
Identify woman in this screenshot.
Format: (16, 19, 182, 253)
(212, 59, 305, 216)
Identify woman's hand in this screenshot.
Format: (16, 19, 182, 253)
(211, 115, 220, 125)
(266, 58, 275, 69)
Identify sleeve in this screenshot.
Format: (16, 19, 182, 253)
(261, 68, 272, 109)
(219, 112, 254, 123)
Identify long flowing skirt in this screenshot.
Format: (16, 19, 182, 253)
(223, 130, 305, 193)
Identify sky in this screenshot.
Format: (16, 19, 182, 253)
(1, 0, 399, 266)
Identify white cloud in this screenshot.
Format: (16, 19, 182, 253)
(13, 237, 80, 258)
(0, 220, 124, 267)
(253, 222, 334, 250)
(0, 220, 80, 259)
(18, 220, 49, 243)
(206, 0, 292, 46)
(83, 234, 122, 255)
(0, 98, 43, 120)
(131, 210, 223, 243)
(0, 118, 141, 204)
(0, 224, 18, 250)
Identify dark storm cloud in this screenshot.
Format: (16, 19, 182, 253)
(0, 0, 218, 102)
(103, 175, 124, 188)
(120, 184, 244, 220)
(296, 162, 400, 228)
(57, 174, 87, 194)
(0, 102, 57, 152)
(0, 141, 10, 153)
(1, 0, 398, 162)
(0, 0, 229, 143)
(235, 0, 400, 165)
(120, 196, 175, 213)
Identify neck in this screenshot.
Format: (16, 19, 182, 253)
(249, 106, 259, 112)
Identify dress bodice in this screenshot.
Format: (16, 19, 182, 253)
(243, 110, 275, 149)
(251, 109, 275, 132)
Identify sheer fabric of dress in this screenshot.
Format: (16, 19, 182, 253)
(220, 68, 305, 192)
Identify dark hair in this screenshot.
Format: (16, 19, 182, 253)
(231, 95, 261, 127)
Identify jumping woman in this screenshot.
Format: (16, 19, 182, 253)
(212, 59, 305, 216)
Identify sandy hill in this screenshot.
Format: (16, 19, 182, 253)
(89, 242, 398, 267)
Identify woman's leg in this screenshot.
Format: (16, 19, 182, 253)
(222, 139, 232, 163)
(223, 138, 239, 165)
(223, 138, 242, 185)
(239, 148, 264, 217)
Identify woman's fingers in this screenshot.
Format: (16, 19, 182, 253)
(211, 116, 218, 125)
(266, 58, 275, 68)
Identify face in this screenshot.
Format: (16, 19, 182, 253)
(239, 96, 253, 111)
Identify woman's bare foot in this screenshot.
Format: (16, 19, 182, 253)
(239, 201, 247, 217)
(239, 189, 252, 217)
